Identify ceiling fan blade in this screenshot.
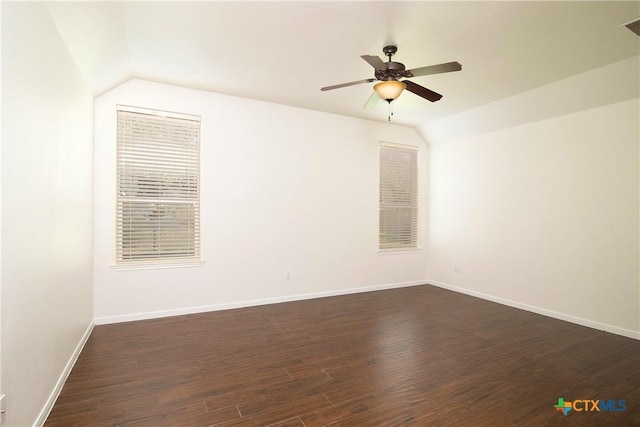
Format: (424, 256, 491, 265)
(363, 91, 381, 109)
(361, 55, 386, 70)
(406, 61, 462, 77)
(321, 78, 376, 91)
(404, 80, 443, 102)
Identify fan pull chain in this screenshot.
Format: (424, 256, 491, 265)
(387, 102, 394, 122)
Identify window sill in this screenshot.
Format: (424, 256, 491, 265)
(378, 248, 422, 255)
(111, 259, 205, 271)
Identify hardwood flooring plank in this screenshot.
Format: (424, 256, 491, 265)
(45, 285, 640, 426)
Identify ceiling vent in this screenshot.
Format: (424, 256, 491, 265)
(621, 17, 640, 37)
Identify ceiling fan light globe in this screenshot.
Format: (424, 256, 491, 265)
(374, 81, 406, 102)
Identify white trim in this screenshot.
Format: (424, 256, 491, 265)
(378, 248, 422, 255)
(111, 259, 205, 271)
(116, 104, 200, 122)
(115, 108, 201, 264)
(94, 280, 427, 325)
(427, 280, 640, 340)
(378, 141, 420, 250)
(379, 141, 420, 151)
(94, 278, 640, 336)
(34, 321, 95, 427)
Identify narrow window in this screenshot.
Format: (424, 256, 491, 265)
(116, 106, 201, 265)
(379, 143, 418, 249)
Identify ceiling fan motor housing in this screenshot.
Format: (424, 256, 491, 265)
(376, 45, 410, 81)
(376, 61, 412, 81)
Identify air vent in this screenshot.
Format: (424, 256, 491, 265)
(621, 17, 640, 37)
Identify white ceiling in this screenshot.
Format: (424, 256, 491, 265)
(46, 1, 640, 128)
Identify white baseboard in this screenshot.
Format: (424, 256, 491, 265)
(94, 280, 426, 325)
(427, 280, 640, 340)
(94, 278, 640, 339)
(34, 320, 95, 427)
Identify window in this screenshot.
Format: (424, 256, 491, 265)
(379, 143, 418, 249)
(116, 106, 201, 265)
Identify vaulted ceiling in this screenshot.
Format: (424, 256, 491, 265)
(45, 1, 639, 127)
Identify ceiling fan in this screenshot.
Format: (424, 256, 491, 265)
(320, 45, 462, 110)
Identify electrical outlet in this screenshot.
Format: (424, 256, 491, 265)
(454, 265, 463, 274)
(286, 271, 291, 280)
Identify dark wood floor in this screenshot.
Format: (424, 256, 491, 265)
(46, 285, 639, 426)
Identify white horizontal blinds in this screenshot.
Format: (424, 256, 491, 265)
(117, 108, 201, 264)
(379, 143, 418, 249)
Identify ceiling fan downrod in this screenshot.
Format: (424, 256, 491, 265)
(383, 45, 397, 62)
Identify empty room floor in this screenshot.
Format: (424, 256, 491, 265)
(45, 285, 639, 426)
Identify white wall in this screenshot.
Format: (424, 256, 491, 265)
(1, 3, 94, 426)
(94, 79, 428, 322)
(424, 58, 640, 338)
(0, 0, 3, 414)
(0, 0, 4, 414)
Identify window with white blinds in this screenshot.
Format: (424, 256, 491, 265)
(379, 143, 418, 250)
(116, 106, 201, 265)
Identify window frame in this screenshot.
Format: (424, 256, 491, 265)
(114, 105, 202, 269)
(378, 142, 420, 251)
